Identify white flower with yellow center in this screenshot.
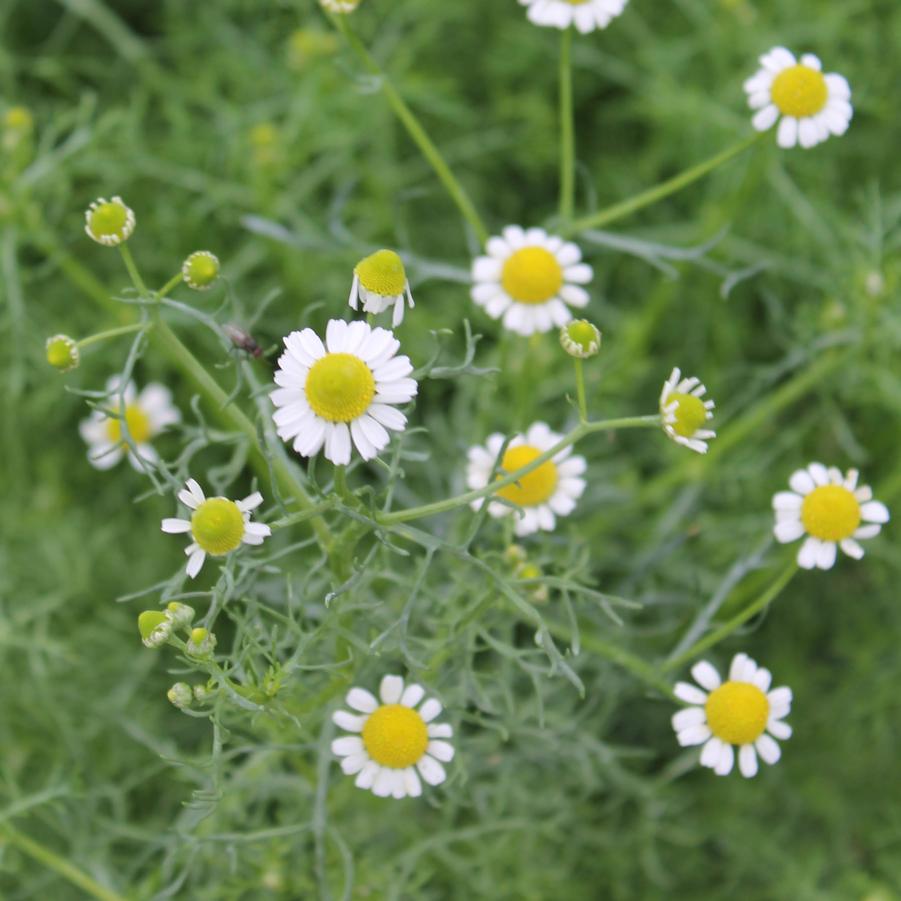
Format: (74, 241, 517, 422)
(271, 319, 417, 466)
(744, 47, 852, 149)
(161, 479, 272, 579)
(348, 249, 414, 327)
(79, 378, 181, 471)
(331, 675, 454, 799)
(84, 196, 135, 246)
(466, 422, 587, 536)
(659, 368, 716, 454)
(773, 463, 889, 570)
(672, 653, 792, 778)
(471, 226, 592, 336)
(518, 0, 628, 33)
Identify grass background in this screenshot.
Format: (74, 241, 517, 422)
(1, 0, 900, 898)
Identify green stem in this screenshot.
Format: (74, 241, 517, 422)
(331, 15, 489, 245)
(271, 500, 337, 531)
(379, 414, 660, 525)
(77, 322, 146, 349)
(157, 271, 184, 298)
(117, 244, 148, 295)
(333, 465, 355, 506)
(565, 132, 765, 236)
(662, 560, 798, 673)
(1, 826, 125, 901)
(559, 27, 575, 223)
(573, 358, 588, 423)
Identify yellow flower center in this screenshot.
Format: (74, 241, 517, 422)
(496, 445, 558, 507)
(705, 681, 770, 746)
(355, 249, 407, 297)
(501, 247, 563, 305)
(770, 65, 829, 118)
(185, 252, 219, 288)
(801, 485, 861, 542)
(666, 392, 708, 437)
(305, 353, 375, 423)
(362, 704, 428, 769)
(190, 498, 245, 556)
(106, 404, 153, 445)
(88, 201, 128, 239)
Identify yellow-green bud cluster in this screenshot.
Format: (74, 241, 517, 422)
(560, 320, 602, 359)
(182, 251, 220, 291)
(45, 334, 80, 372)
(167, 682, 193, 709)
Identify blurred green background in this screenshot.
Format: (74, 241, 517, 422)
(1, 0, 900, 898)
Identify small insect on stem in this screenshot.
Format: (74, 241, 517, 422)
(223, 323, 264, 358)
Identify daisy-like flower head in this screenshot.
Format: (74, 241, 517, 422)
(182, 251, 220, 291)
(45, 334, 79, 372)
(271, 319, 417, 466)
(331, 675, 454, 799)
(79, 378, 181, 471)
(560, 319, 601, 359)
(672, 653, 792, 778)
(773, 463, 889, 570)
(471, 226, 592, 336)
(319, 0, 362, 12)
(744, 47, 852, 150)
(349, 249, 414, 328)
(161, 479, 272, 579)
(466, 422, 587, 537)
(84, 196, 135, 246)
(518, 0, 628, 33)
(659, 368, 716, 454)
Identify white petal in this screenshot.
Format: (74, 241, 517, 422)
(346, 688, 378, 713)
(330, 736, 364, 757)
(340, 753, 368, 775)
(427, 740, 455, 762)
(755, 733, 781, 765)
(839, 538, 864, 560)
(416, 755, 446, 786)
(161, 518, 192, 534)
(767, 686, 792, 708)
(752, 104, 779, 132)
(428, 722, 453, 738)
(677, 724, 712, 747)
(797, 536, 821, 570)
(753, 668, 772, 692)
(691, 660, 721, 692)
(186, 549, 205, 579)
(738, 744, 758, 778)
(788, 469, 815, 495)
(673, 682, 707, 705)
(671, 707, 706, 732)
(372, 768, 395, 797)
(331, 710, 366, 732)
(401, 684, 425, 708)
(238, 491, 263, 512)
(772, 491, 803, 512)
(419, 698, 442, 723)
(815, 540, 837, 570)
(379, 675, 404, 705)
(404, 767, 422, 798)
(774, 518, 805, 543)
(767, 718, 792, 740)
(860, 501, 889, 524)
(714, 742, 735, 776)
(700, 737, 723, 769)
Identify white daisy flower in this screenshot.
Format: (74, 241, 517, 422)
(348, 249, 414, 328)
(772, 463, 889, 570)
(161, 479, 272, 579)
(79, 377, 181, 471)
(466, 422, 587, 537)
(518, 0, 629, 33)
(744, 47, 852, 149)
(331, 674, 454, 799)
(271, 319, 417, 466)
(659, 368, 716, 455)
(672, 653, 792, 778)
(84, 196, 135, 246)
(471, 226, 593, 336)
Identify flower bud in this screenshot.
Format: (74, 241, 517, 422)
(193, 683, 215, 702)
(186, 627, 217, 658)
(165, 601, 195, 630)
(182, 251, 220, 291)
(560, 319, 602, 359)
(45, 334, 80, 372)
(84, 196, 135, 247)
(167, 682, 193, 709)
(138, 610, 171, 648)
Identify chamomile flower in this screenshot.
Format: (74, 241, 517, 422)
(772, 464, 889, 570)
(466, 422, 587, 537)
(471, 226, 592, 336)
(672, 653, 792, 778)
(161, 479, 271, 579)
(271, 319, 417, 466)
(518, 0, 628, 33)
(659, 368, 716, 454)
(84, 196, 135, 246)
(331, 675, 454, 799)
(744, 47, 852, 149)
(348, 250, 414, 327)
(79, 378, 181, 471)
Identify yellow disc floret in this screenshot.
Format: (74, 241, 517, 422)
(88, 201, 128, 240)
(305, 353, 375, 422)
(362, 704, 429, 769)
(497, 445, 559, 507)
(190, 498, 245, 556)
(771, 65, 829, 118)
(705, 681, 769, 745)
(106, 405, 153, 445)
(355, 250, 407, 297)
(801, 485, 862, 542)
(666, 392, 708, 438)
(183, 251, 220, 290)
(501, 247, 564, 304)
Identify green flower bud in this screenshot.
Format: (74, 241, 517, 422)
(138, 610, 171, 648)
(84, 196, 135, 247)
(186, 627, 216, 658)
(182, 251, 220, 291)
(167, 682, 193, 709)
(165, 601, 195, 630)
(193, 683, 215, 702)
(560, 319, 602, 359)
(45, 335, 79, 372)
